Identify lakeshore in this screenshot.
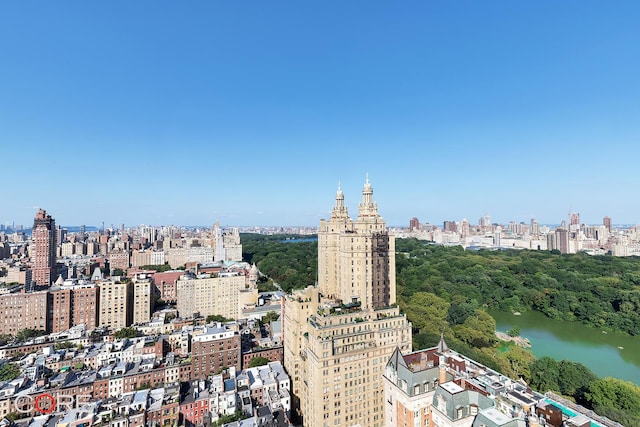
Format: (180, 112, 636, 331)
(495, 331, 531, 348)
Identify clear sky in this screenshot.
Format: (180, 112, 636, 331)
(1, 1, 639, 228)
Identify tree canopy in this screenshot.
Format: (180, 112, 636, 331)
(242, 234, 317, 292)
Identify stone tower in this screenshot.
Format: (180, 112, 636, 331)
(283, 178, 412, 427)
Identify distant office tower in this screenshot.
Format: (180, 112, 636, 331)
(460, 218, 470, 240)
(531, 218, 540, 236)
(554, 228, 570, 254)
(409, 217, 420, 232)
(603, 216, 612, 232)
(283, 178, 412, 427)
(211, 221, 243, 262)
(32, 209, 58, 288)
(479, 215, 491, 232)
(494, 226, 502, 247)
(569, 212, 580, 232)
(443, 221, 457, 233)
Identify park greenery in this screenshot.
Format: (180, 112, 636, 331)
(241, 234, 317, 292)
(240, 234, 640, 423)
(396, 240, 640, 336)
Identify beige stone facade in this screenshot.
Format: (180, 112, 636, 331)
(283, 179, 412, 427)
(176, 273, 246, 320)
(132, 277, 153, 325)
(98, 280, 133, 331)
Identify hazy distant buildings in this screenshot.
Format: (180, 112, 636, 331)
(31, 209, 57, 288)
(409, 217, 420, 232)
(283, 179, 412, 427)
(604, 216, 612, 232)
(212, 221, 243, 262)
(531, 218, 540, 236)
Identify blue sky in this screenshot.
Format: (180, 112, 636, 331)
(1, 1, 639, 227)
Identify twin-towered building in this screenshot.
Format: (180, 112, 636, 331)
(283, 178, 412, 427)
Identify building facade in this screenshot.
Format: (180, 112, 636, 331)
(191, 324, 242, 379)
(176, 273, 246, 320)
(283, 179, 412, 427)
(0, 291, 49, 335)
(98, 280, 133, 331)
(132, 276, 153, 325)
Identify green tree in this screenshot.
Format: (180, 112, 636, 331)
(400, 292, 449, 334)
(0, 363, 21, 381)
(507, 326, 520, 337)
(5, 412, 22, 422)
(585, 377, 640, 422)
(452, 310, 496, 348)
(497, 346, 535, 380)
(55, 341, 75, 350)
(248, 357, 270, 368)
(206, 314, 232, 323)
(557, 360, 597, 399)
(261, 311, 280, 325)
(15, 328, 46, 342)
(213, 411, 249, 427)
(529, 357, 560, 393)
(113, 327, 138, 339)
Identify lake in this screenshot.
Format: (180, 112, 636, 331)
(490, 310, 640, 385)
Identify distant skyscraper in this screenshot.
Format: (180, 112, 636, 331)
(570, 212, 580, 232)
(531, 218, 540, 236)
(555, 228, 570, 254)
(443, 221, 457, 233)
(32, 209, 58, 288)
(603, 216, 612, 232)
(409, 217, 420, 231)
(494, 226, 502, 247)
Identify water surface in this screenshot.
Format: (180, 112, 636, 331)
(490, 310, 640, 385)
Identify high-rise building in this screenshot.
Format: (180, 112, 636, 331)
(531, 218, 540, 236)
(176, 273, 246, 320)
(133, 276, 154, 325)
(443, 221, 457, 233)
(211, 222, 243, 262)
(603, 216, 612, 233)
(409, 217, 420, 232)
(31, 209, 58, 288)
(0, 291, 49, 336)
(554, 228, 570, 254)
(98, 280, 133, 331)
(283, 178, 412, 427)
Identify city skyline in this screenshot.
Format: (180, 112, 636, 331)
(2, 2, 640, 227)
